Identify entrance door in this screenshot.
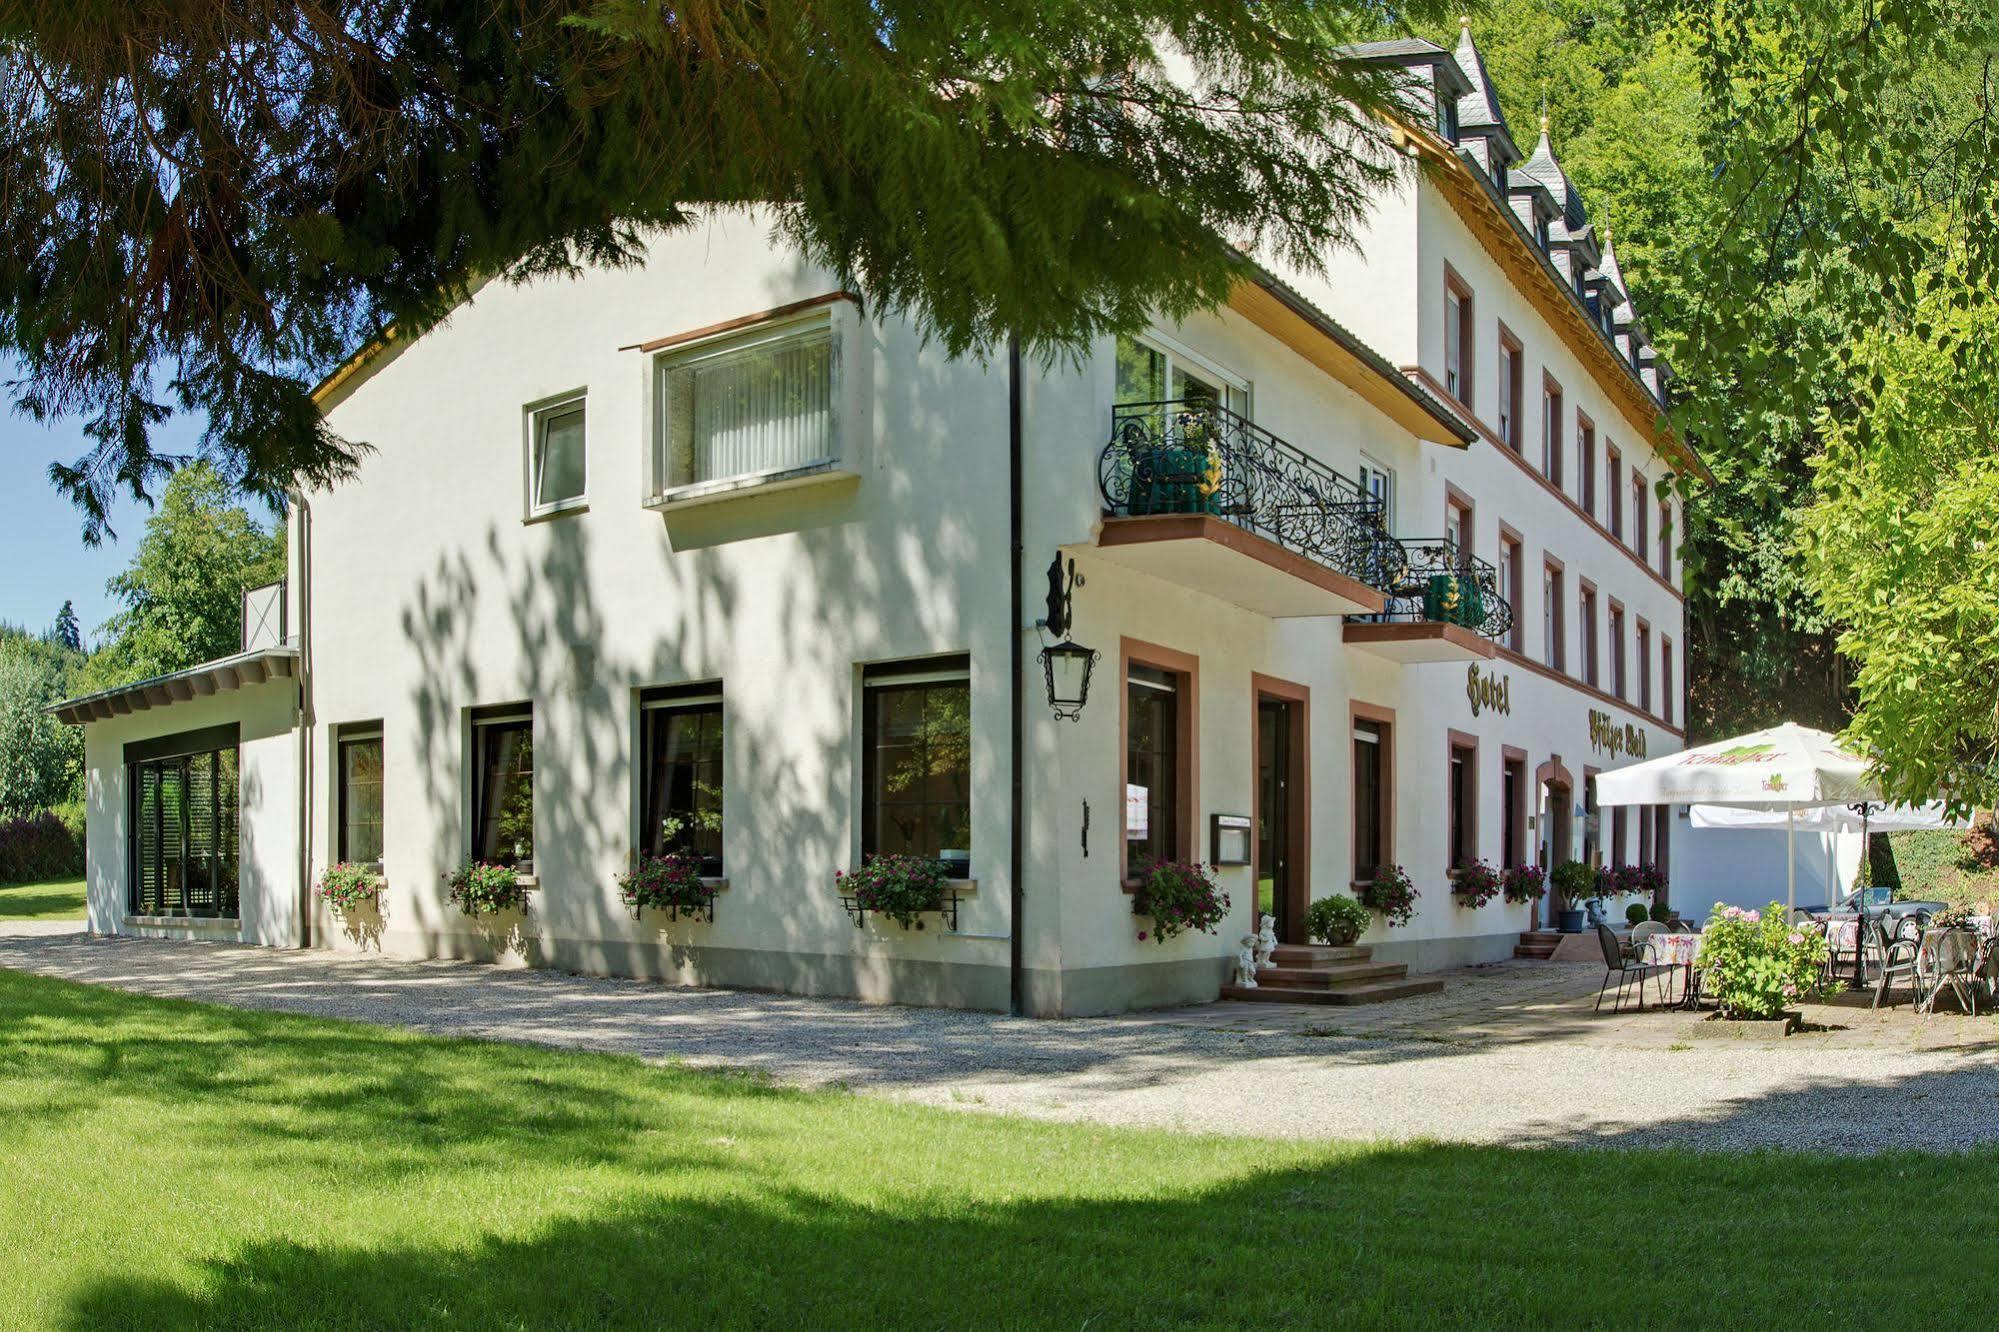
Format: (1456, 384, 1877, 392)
(1541, 780, 1573, 927)
(1256, 695, 1302, 942)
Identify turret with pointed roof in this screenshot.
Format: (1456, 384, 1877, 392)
(1451, 17, 1521, 179)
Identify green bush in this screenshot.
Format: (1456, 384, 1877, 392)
(1357, 864, 1418, 928)
(1625, 903, 1649, 926)
(0, 808, 84, 884)
(1649, 902, 1673, 923)
(1132, 861, 1230, 944)
(1305, 894, 1371, 946)
(1695, 902, 1832, 1018)
(836, 854, 950, 930)
(1874, 830, 1999, 911)
(1549, 860, 1596, 908)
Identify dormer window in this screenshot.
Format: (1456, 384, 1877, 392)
(1492, 162, 1507, 196)
(1438, 94, 1459, 143)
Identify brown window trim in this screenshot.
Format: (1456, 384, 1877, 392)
(1444, 264, 1476, 408)
(1447, 728, 1479, 877)
(1496, 323, 1525, 453)
(1636, 616, 1653, 714)
(1445, 481, 1476, 554)
(1500, 744, 1530, 870)
(1119, 636, 1199, 892)
(1576, 410, 1597, 517)
(1607, 596, 1627, 702)
(1540, 372, 1565, 490)
(1350, 700, 1396, 889)
(1583, 764, 1602, 866)
(1497, 520, 1525, 652)
(1542, 553, 1566, 675)
(1661, 634, 1676, 726)
(1398, 364, 1683, 602)
(1577, 578, 1599, 689)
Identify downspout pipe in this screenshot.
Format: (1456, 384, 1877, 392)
(1008, 335, 1026, 1017)
(291, 491, 314, 949)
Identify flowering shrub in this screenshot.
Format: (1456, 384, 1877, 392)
(1305, 894, 1371, 946)
(1133, 861, 1230, 943)
(1596, 863, 1640, 900)
(318, 862, 383, 913)
(1451, 858, 1501, 909)
(617, 852, 716, 918)
(445, 860, 532, 917)
(1358, 864, 1418, 928)
(1501, 863, 1546, 904)
(837, 855, 949, 930)
(1930, 903, 1976, 931)
(1631, 863, 1668, 900)
(1695, 901, 1832, 1019)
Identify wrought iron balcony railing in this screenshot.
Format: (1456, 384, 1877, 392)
(1100, 401, 1404, 589)
(1362, 536, 1515, 642)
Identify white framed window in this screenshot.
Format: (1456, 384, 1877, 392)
(653, 312, 841, 500)
(1115, 331, 1249, 417)
(1357, 455, 1396, 533)
(525, 393, 587, 518)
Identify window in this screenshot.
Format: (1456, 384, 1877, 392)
(1501, 753, 1527, 868)
(1444, 274, 1474, 404)
(1607, 447, 1624, 538)
(1358, 455, 1396, 533)
(1637, 620, 1653, 713)
(864, 658, 972, 872)
(1655, 633, 1674, 721)
(1543, 559, 1565, 672)
(1579, 584, 1599, 687)
(472, 706, 534, 869)
(1658, 499, 1673, 578)
(640, 687, 725, 875)
(657, 315, 838, 493)
(1446, 494, 1473, 556)
(127, 725, 240, 918)
(1612, 806, 1628, 867)
(1633, 471, 1649, 553)
(1448, 737, 1477, 873)
(1116, 333, 1249, 416)
(1578, 415, 1596, 516)
(1126, 660, 1190, 875)
(526, 394, 587, 517)
(1542, 377, 1564, 488)
(1353, 715, 1391, 882)
(1639, 803, 1655, 866)
(1654, 806, 1672, 880)
(1608, 602, 1627, 700)
(1583, 771, 1600, 867)
(1498, 531, 1523, 651)
(1497, 331, 1523, 451)
(336, 725, 384, 868)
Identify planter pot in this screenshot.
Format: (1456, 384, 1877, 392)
(1557, 908, 1585, 934)
(1325, 931, 1362, 947)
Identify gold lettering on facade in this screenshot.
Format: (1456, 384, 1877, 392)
(1588, 709, 1649, 760)
(1466, 664, 1512, 717)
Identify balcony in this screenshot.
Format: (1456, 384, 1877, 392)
(1344, 538, 1514, 662)
(1095, 401, 1397, 618)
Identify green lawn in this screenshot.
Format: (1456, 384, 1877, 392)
(0, 876, 85, 920)
(0, 968, 1991, 1329)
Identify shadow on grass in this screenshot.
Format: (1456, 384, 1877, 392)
(5, 968, 1999, 1328)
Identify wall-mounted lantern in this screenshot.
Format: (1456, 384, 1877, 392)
(1038, 554, 1099, 721)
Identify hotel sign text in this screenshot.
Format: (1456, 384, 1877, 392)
(1588, 709, 1648, 760)
(1466, 664, 1512, 717)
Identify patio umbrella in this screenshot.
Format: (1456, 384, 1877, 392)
(1594, 723, 1882, 912)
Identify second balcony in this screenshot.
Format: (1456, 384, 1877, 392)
(1095, 401, 1397, 618)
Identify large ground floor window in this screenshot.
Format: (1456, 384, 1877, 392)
(472, 706, 535, 869)
(127, 725, 240, 918)
(1352, 713, 1392, 882)
(1125, 662, 1189, 877)
(640, 686, 725, 875)
(862, 657, 971, 874)
(336, 725, 384, 868)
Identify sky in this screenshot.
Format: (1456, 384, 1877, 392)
(0, 406, 187, 644)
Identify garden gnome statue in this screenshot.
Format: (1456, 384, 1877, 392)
(1235, 936, 1260, 988)
(1255, 914, 1279, 968)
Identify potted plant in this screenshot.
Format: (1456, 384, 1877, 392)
(1648, 901, 1674, 923)
(1500, 863, 1546, 906)
(616, 851, 717, 922)
(1549, 860, 1595, 933)
(1695, 901, 1832, 1027)
(1358, 863, 1418, 928)
(1451, 858, 1501, 910)
(1305, 894, 1372, 947)
(837, 854, 951, 929)
(318, 862, 384, 913)
(1132, 860, 1230, 943)
(1624, 902, 1649, 928)
(445, 860, 533, 917)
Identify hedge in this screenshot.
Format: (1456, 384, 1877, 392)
(0, 805, 84, 885)
(1873, 828, 1999, 911)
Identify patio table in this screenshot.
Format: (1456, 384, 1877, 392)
(1643, 932, 1703, 1009)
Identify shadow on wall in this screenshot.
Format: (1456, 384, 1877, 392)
(388, 265, 1006, 972)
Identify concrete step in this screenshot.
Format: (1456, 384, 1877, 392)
(1220, 976, 1444, 1006)
(1514, 930, 1562, 960)
(1252, 961, 1409, 989)
(1269, 944, 1372, 966)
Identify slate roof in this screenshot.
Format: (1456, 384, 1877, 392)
(1451, 18, 1516, 153)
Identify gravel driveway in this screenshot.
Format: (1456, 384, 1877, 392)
(4, 932, 1997, 1154)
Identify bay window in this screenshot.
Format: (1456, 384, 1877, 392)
(655, 313, 839, 497)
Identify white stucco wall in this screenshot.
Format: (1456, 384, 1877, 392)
(1675, 819, 1863, 918)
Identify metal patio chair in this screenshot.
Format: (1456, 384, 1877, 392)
(1916, 928, 1981, 1016)
(1595, 922, 1674, 1014)
(1872, 918, 1923, 1010)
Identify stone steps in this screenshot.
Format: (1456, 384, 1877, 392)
(1248, 961, 1410, 989)
(1221, 939, 1441, 1007)
(1220, 977, 1444, 1005)
(1514, 930, 1562, 960)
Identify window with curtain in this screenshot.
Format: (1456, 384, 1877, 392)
(1125, 664, 1183, 875)
(1497, 336, 1522, 450)
(640, 691, 725, 875)
(337, 728, 384, 866)
(864, 662, 972, 872)
(472, 710, 534, 868)
(1353, 719, 1389, 882)
(659, 320, 835, 491)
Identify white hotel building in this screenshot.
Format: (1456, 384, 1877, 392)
(56, 26, 1705, 1015)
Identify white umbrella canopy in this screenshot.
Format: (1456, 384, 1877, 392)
(1594, 722, 1878, 809)
(1687, 802, 1963, 832)
(1595, 722, 1884, 913)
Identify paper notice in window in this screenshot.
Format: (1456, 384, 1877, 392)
(1125, 783, 1149, 838)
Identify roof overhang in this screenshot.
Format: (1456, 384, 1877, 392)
(50, 646, 300, 726)
(1229, 269, 1476, 448)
